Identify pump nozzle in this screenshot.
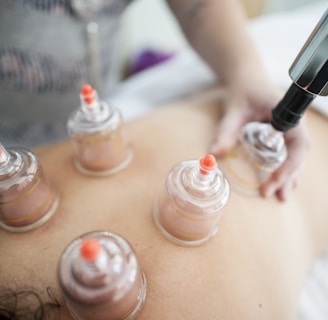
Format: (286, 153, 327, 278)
(81, 84, 95, 104)
(199, 154, 217, 175)
(80, 238, 101, 262)
(271, 9, 328, 132)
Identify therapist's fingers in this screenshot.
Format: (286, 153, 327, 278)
(276, 174, 301, 202)
(260, 124, 310, 201)
(210, 104, 248, 157)
(210, 81, 281, 158)
(260, 163, 301, 201)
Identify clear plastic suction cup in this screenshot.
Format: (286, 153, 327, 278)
(219, 122, 287, 196)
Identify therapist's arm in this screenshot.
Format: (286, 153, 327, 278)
(166, 0, 264, 85)
(166, 0, 310, 201)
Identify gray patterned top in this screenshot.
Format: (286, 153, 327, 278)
(0, 0, 133, 147)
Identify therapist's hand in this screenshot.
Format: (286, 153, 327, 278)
(210, 72, 310, 201)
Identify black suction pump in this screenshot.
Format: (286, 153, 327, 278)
(271, 9, 328, 132)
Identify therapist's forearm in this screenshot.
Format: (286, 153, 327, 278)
(167, 0, 266, 84)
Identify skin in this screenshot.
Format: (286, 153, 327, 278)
(0, 88, 327, 319)
(167, 0, 310, 201)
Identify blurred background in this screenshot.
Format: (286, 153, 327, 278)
(117, 0, 325, 79)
